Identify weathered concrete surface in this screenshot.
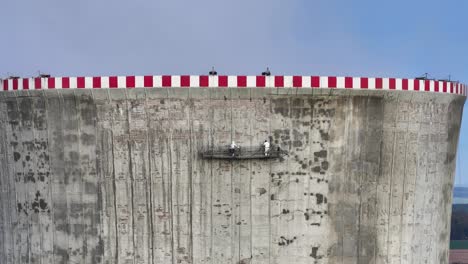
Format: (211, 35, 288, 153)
(0, 88, 464, 264)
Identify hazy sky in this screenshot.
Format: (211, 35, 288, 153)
(1, 0, 467, 184)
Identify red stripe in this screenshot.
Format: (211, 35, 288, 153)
(293, 76, 302, 87)
(62, 77, 69, 89)
(434, 81, 439, 92)
(360, 78, 368, 89)
(424, 80, 430, 91)
(3, 79, 8, 90)
(450, 83, 454, 93)
(311, 76, 320, 88)
(109, 76, 118, 88)
(13, 79, 18, 90)
(126, 76, 135, 88)
(375, 78, 383, 89)
(22, 78, 29, 90)
(77, 77, 85, 89)
(162, 75, 171, 87)
(443, 82, 447, 93)
(402, 79, 408, 90)
(328, 76, 337, 88)
(389, 78, 396, 89)
(345, 77, 353, 88)
(414, 79, 420, 91)
(237, 76, 246, 87)
(47, 78, 55, 89)
(93, 77, 101, 89)
(256, 76, 265, 87)
(218, 76, 227, 87)
(181, 75, 190, 87)
(199, 76, 208, 87)
(144, 76, 153, 87)
(35, 78, 42, 89)
(275, 76, 284, 87)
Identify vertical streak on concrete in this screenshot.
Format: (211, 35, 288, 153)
(0, 97, 5, 264)
(240, 97, 254, 264)
(64, 94, 85, 264)
(46, 94, 68, 264)
(95, 90, 117, 263)
(399, 95, 418, 264)
(211, 95, 233, 263)
(12, 97, 34, 264)
(33, 96, 54, 264)
(251, 95, 270, 264)
(79, 92, 103, 263)
(127, 93, 151, 263)
(190, 90, 212, 264)
(375, 94, 394, 264)
(110, 90, 134, 263)
(358, 96, 383, 263)
(143, 91, 155, 264)
(0, 96, 14, 264)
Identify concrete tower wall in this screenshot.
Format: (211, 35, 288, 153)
(0, 75, 466, 264)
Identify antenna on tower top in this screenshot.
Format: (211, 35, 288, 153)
(209, 67, 217, 76)
(262, 67, 271, 76)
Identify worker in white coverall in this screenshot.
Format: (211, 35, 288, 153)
(263, 140, 270, 156)
(229, 141, 239, 157)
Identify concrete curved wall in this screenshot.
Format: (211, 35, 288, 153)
(0, 88, 465, 264)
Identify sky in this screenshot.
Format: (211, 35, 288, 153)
(1, 0, 467, 184)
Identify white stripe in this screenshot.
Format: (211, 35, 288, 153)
(353, 77, 360, 89)
(395, 78, 402, 91)
(153, 76, 162, 87)
(302, 76, 311, 88)
(228, 76, 237, 87)
(210, 76, 218, 87)
(368, 78, 376, 90)
(247, 76, 256, 87)
(69, 77, 77, 89)
(55, 77, 62, 89)
(117, 76, 126, 88)
(418, 80, 424, 91)
(382, 78, 389, 90)
(171, 76, 180, 87)
(18, 79, 24, 90)
(101, 76, 109, 88)
(429, 81, 434, 92)
(336, 77, 345, 88)
(320, 76, 328, 88)
(135, 76, 144, 88)
(284, 76, 293, 88)
(190, 76, 199, 87)
(84, 77, 92, 89)
(266, 76, 273, 87)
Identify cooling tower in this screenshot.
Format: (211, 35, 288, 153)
(0, 75, 466, 264)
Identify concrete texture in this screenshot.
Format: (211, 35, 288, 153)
(0, 88, 464, 264)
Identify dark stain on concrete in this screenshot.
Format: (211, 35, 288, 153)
(24, 172, 35, 183)
(321, 161, 329, 170)
(316, 194, 324, 204)
(312, 166, 321, 173)
(256, 188, 267, 196)
(54, 246, 70, 264)
(310, 246, 319, 258)
(81, 133, 96, 146)
(314, 150, 327, 158)
(13, 152, 21, 161)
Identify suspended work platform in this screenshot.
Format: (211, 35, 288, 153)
(200, 145, 287, 160)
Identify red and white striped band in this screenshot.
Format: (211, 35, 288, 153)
(1, 75, 466, 96)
